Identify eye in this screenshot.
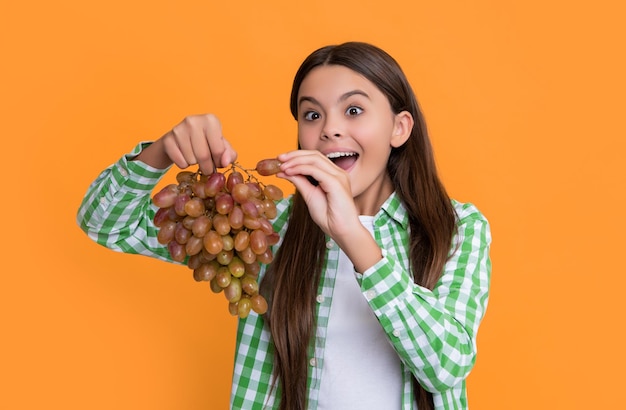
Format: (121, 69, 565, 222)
(303, 111, 320, 121)
(346, 106, 363, 116)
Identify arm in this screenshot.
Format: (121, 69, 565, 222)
(357, 202, 492, 392)
(76, 114, 238, 260)
(76, 141, 176, 262)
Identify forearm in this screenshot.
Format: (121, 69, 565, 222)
(76, 142, 174, 262)
(133, 138, 173, 170)
(357, 207, 491, 392)
(358, 256, 480, 392)
(336, 226, 383, 273)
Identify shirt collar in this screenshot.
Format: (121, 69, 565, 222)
(374, 191, 409, 230)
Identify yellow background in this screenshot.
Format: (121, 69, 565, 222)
(2, 1, 624, 408)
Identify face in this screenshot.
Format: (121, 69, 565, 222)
(296, 64, 413, 213)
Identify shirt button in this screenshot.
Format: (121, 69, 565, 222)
(364, 290, 376, 300)
(316, 294, 325, 303)
(99, 197, 106, 204)
(325, 240, 335, 249)
(309, 358, 317, 367)
(392, 329, 401, 338)
(119, 168, 128, 177)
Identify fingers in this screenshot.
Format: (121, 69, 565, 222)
(164, 114, 238, 174)
(161, 133, 189, 169)
(278, 150, 343, 184)
(219, 138, 237, 167)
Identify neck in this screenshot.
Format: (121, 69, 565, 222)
(353, 174, 394, 216)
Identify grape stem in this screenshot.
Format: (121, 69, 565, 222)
(229, 162, 265, 186)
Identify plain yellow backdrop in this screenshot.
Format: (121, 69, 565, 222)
(1, 0, 624, 408)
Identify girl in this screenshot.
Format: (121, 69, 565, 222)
(77, 41, 491, 409)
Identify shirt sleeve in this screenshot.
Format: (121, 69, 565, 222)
(76, 141, 176, 263)
(357, 203, 492, 393)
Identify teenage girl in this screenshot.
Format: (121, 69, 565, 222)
(77, 41, 492, 409)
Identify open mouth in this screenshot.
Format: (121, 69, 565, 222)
(327, 152, 359, 171)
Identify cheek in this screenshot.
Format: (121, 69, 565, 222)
(297, 127, 318, 149)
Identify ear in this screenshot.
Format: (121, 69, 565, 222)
(390, 111, 414, 148)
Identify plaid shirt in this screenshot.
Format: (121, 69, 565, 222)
(77, 142, 492, 409)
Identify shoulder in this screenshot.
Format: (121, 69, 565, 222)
(451, 199, 491, 242)
(451, 199, 489, 226)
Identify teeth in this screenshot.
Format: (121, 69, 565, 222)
(326, 152, 357, 159)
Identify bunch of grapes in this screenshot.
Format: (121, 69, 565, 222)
(151, 159, 282, 318)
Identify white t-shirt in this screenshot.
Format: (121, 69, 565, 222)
(317, 216, 403, 409)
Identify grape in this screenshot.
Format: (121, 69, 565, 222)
(203, 230, 223, 254)
(250, 198, 265, 216)
(250, 294, 268, 314)
(228, 302, 239, 316)
(226, 171, 244, 192)
(224, 277, 242, 303)
(261, 198, 277, 219)
(241, 275, 259, 295)
(191, 215, 211, 237)
(256, 158, 282, 176)
(210, 276, 223, 293)
(258, 218, 274, 236)
(187, 253, 203, 270)
(263, 185, 283, 201)
(167, 207, 183, 222)
(256, 248, 273, 265)
(151, 162, 284, 318)
(184, 197, 206, 217)
(212, 214, 231, 236)
(185, 235, 204, 256)
(228, 256, 245, 278)
(241, 201, 259, 218)
(221, 235, 234, 251)
(205, 173, 225, 196)
(216, 249, 234, 265)
(249, 229, 268, 255)
(153, 207, 171, 227)
(228, 206, 244, 230)
(176, 171, 196, 183)
(157, 220, 176, 244)
(215, 266, 232, 288)
(168, 240, 186, 262)
(231, 183, 251, 204)
(234, 230, 250, 252)
(215, 192, 234, 215)
(200, 247, 217, 262)
(237, 297, 252, 318)
(238, 246, 257, 264)
(243, 215, 262, 231)
(246, 182, 263, 199)
(153, 184, 179, 208)
(244, 261, 261, 278)
(192, 181, 208, 198)
(182, 215, 196, 230)
(266, 232, 280, 246)
(174, 193, 191, 216)
(193, 261, 218, 282)
(174, 223, 191, 244)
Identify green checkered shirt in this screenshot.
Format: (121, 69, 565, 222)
(77, 142, 492, 409)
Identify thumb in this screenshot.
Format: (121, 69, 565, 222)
(219, 139, 237, 167)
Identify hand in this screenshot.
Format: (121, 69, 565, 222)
(137, 114, 237, 174)
(276, 150, 361, 240)
(277, 149, 383, 272)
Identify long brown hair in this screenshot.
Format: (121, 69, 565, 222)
(260, 42, 456, 410)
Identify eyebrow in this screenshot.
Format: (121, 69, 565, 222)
(298, 89, 370, 107)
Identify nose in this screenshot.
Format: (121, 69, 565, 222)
(321, 115, 343, 140)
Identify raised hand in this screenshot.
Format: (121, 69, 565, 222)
(135, 114, 237, 174)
